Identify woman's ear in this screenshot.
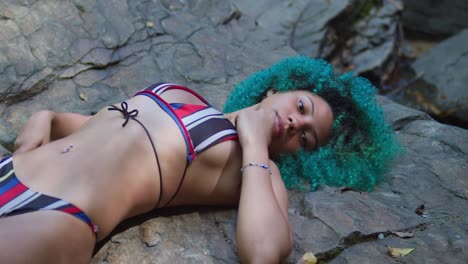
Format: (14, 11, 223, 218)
(260, 88, 278, 102)
(265, 89, 277, 97)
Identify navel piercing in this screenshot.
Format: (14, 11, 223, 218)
(61, 144, 74, 154)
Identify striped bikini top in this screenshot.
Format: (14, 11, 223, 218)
(135, 82, 238, 163)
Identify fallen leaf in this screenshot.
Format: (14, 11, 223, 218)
(298, 252, 317, 264)
(392, 231, 414, 238)
(79, 93, 88, 101)
(387, 245, 414, 257)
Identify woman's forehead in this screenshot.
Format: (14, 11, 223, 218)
(279, 89, 314, 97)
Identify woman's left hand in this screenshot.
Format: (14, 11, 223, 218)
(14, 110, 53, 154)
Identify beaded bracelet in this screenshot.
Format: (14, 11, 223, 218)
(240, 162, 272, 175)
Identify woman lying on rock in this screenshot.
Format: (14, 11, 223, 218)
(0, 57, 399, 263)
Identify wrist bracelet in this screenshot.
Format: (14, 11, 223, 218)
(240, 162, 272, 175)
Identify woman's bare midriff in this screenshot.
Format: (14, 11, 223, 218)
(10, 95, 243, 240)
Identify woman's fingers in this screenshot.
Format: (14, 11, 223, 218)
(14, 135, 43, 154)
(13, 111, 52, 154)
(236, 108, 275, 148)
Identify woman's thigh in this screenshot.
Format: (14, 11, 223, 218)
(0, 210, 95, 264)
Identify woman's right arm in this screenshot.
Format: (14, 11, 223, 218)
(234, 108, 292, 263)
(14, 110, 91, 154)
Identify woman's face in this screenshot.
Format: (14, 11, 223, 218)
(258, 90, 334, 155)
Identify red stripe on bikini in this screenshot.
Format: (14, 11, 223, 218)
(0, 183, 28, 207)
(60, 206, 82, 214)
(174, 104, 207, 118)
(136, 90, 196, 156)
(88, 223, 97, 234)
(220, 135, 239, 142)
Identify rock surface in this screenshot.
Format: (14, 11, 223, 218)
(394, 29, 468, 128)
(235, 0, 402, 84)
(1, 0, 467, 263)
(402, 0, 468, 37)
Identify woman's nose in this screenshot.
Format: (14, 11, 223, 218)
(288, 115, 304, 133)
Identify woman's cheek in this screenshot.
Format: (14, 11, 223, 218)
(289, 141, 301, 154)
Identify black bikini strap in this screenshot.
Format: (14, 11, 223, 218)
(161, 160, 189, 208)
(108, 102, 164, 208)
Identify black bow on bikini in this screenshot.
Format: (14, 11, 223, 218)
(108, 102, 139, 127)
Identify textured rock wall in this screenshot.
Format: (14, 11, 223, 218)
(402, 0, 468, 37)
(0, 0, 296, 150)
(397, 29, 468, 127)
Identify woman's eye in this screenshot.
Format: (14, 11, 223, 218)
(298, 100, 305, 114)
(301, 132, 308, 148)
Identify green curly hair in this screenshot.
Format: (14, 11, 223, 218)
(223, 56, 401, 191)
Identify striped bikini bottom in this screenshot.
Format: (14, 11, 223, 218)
(0, 155, 98, 236)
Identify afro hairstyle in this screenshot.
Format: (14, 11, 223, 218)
(223, 56, 401, 191)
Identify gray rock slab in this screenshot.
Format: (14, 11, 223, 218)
(235, 0, 401, 80)
(0, 144, 10, 157)
(398, 29, 468, 125)
(0, 0, 295, 147)
(235, 0, 350, 57)
(319, 0, 402, 84)
(92, 210, 239, 264)
(332, 222, 468, 264)
(402, 0, 468, 37)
